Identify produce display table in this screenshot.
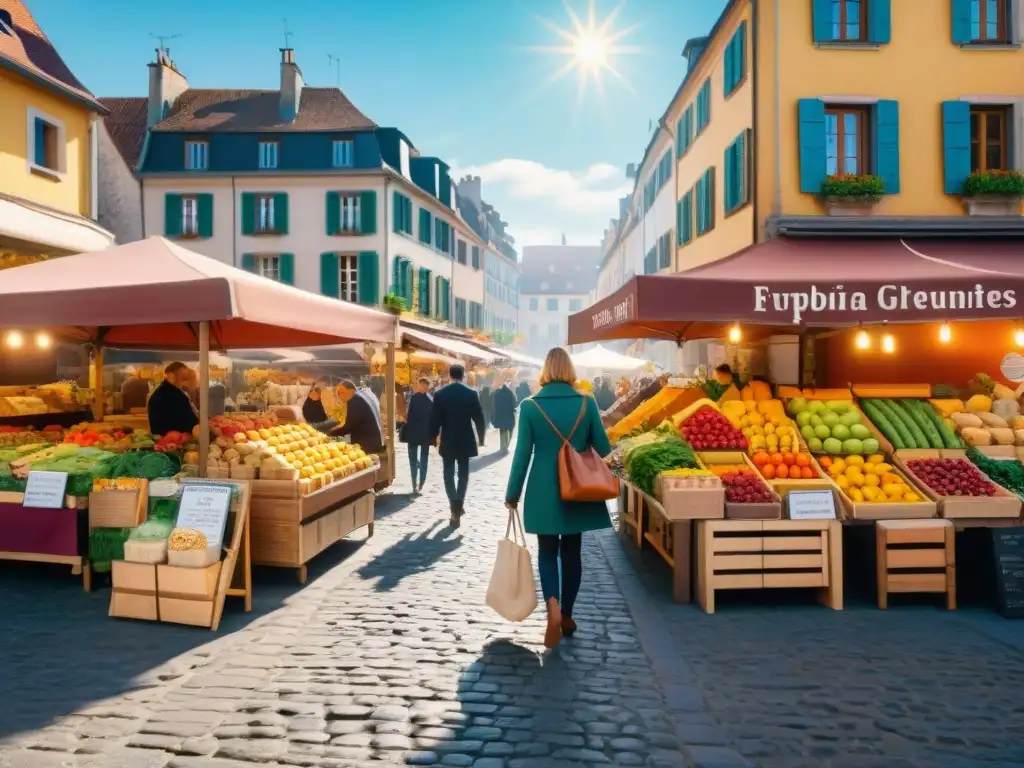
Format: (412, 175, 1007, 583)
(619, 478, 693, 604)
(0, 502, 90, 590)
(875, 519, 956, 609)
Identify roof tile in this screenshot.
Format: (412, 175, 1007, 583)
(99, 96, 147, 168)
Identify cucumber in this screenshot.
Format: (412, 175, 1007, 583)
(862, 399, 904, 450)
(920, 400, 963, 449)
(888, 399, 929, 448)
(902, 399, 943, 449)
(872, 399, 915, 448)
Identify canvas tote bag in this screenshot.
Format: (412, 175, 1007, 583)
(531, 397, 619, 502)
(486, 508, 538, 622)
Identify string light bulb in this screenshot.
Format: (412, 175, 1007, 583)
(855, 330, 871, 350)
(35, 332, 52, 349)
(728, 325, 742, 343)
(938, 323, 952, 344)
(1016, 329, 1024, 348)
(4, 331, 23, 349)
(881, 334, 896, 354)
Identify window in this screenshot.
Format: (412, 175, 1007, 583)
(259, 255, 280, 281)
(696, 168, 716, 236)
(546, 298, 558, 311)
(970, 0, 1008, 42)
(471, 246, 480, 269)
(677, 105, 694, 158)
(825, 106, 867, 175)
(457, 240, 467, 265)
(30, 115, 61, 172)
(257, 195, 276, 233)
(658, 232, 671, 269)
(696, 79, 712, 134)
(333, 139, 354, 168)
(678, 189, 694, 246)
(258, 141, 278, 169)
(970, 106, 1009, 171)
(419, 209, 432, 245)
(339, 254, 359, 302)
(186, 141, 208, 170)
(181, 196, 199, 236)
(434, 219, 451, 254)
(339, 194, 361, 233)
(644, 247, 657, 274)
(830, 0, 866, 41)
(529, 298, 539, 311)
(548, 323, 560, 340)
(392, 192, 413, 235)
(723, 21, 747, 96)
(569, 299, 582, 312)
(0, 9, 13, 35)
(724, 129, 750, 214)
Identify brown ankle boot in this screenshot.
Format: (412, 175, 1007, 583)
(561, 616, 577, 637)
(544, 597, 562, 649)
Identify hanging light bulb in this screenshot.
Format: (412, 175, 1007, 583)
(854, 330, 871, 350)
(728, 325, 742, 343)
(4, 330, 23, 349)
(1016, 329, 1024, 348)
(882, 334, 896, 354)
(35, 331, 52, 349)
(938, 323, 952, 344)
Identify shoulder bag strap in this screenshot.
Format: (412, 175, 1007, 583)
(530, 397, 588, 444)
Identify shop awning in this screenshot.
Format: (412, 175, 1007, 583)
(568, 238, 1024, 344)
(0, 236, 398, 348)
(401, 326, 498, 362)
(482, 346, 543, 368)
(571, 344, 648, 372)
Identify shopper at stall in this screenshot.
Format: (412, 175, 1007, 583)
(120, 375, 152, 412)
(594, 376, 616, 411)
(302, 385, 328, 424)
(148, 362, 199, 437)
(504, 346, 612, 649)
(491, 374, 518, 454)
(401, 377, 434, 493)
(429, 364, 486, 527)
(330, 380, 383, 453)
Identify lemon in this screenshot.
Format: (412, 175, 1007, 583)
(846, 455, 865, 467)
(904, 492, 921, 502)
(849, 487, 864, 502)
(863, 473, 880, 487)
(835, 475, 850, 489)
(867, 453, 885, 464)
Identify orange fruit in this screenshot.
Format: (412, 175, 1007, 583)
(819, 456, 833, 468)
(796, 454, 811, 467)
(752, 452, 769, 466)
(762, 464, 776, 479)
(782, 452, 796, 466)
(771, 452, 784, 465)
(776, 464, 789, 479)
(801, 466, 814, 479)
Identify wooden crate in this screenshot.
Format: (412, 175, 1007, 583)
(894, 449, 1022, 519)
(249, 467, 377, 523)
(695, 519, 843, 614)
(875, 519, 955, 610)
(88, 479, 148, 529)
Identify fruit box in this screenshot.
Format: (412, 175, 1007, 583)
(893, 449, 1022, 519)
(658, 480, 725, 521)
(698, 452, 782, 520)
(825, 463, 937, 520)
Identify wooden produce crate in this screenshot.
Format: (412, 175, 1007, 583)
(695, 519, 843, 614)
(88, 479, 148, 529)
(699, 451, 782, 520)
(894, 449, 1022, 520)
(875, 519, 955, 610)
(656, 471, 725, 520)
(822, 459, 937, 521)
(249, 467, 377, 523)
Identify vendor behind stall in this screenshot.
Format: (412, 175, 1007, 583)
(148, 362, 199, 436)
(329, 380, 383, 452)
(302, 385, 328, 423)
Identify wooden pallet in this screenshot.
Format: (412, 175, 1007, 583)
(875, 519, 955, 610)
(695, 519, 843, 614)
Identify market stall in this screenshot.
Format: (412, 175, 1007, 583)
(0, 236, 399, 620)
(571, 344, 648, 374)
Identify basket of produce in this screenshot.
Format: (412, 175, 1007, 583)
(721, 468, 781, 520)
(653, 464, 725, 521)
(788, 398, 883, 456)
(624, 435, 701, 495)
(678, 406, 749, 451)
(166, 528, 220, 567)
(658, 468, 721, 492)
(860, 398, 962, 451)
(965, 447, 1024, 500)
(820, 454, 935, 520)
(896, 451, 1022, 519)
(123, 519, 174, 564)
(750, 450, 821, 481)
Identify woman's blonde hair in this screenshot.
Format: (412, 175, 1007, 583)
(539, 347, 577, 386)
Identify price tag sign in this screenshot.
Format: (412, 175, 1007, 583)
(175, 484, 232, 549)
(787, 489, 837, 520)
(23, 470, 69, 509)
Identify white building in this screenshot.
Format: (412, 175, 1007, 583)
(519, 242, 600, 357)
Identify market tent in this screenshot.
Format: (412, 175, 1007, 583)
(371, 348, 458, 367)
(485, 346, 543, 368)
(568, 238, 1024, 345)
(571, 344, 647, 372)
(0, 236, 397, 348)
(401, 326, 497, 363)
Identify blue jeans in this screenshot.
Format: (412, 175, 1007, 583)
(442, 455, 470, 510)
(537, 534, 582, 617)
(408, 443, 429, 487)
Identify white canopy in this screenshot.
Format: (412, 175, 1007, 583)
(571, 344, 648, 372)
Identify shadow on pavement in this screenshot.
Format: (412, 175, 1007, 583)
(470, 450, 509, 473)
(357, 519, 462, 592)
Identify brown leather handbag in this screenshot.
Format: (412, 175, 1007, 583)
(530, 396, 619, 502)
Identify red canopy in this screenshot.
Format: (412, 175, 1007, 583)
(0, 236, 398, 349)
(568, 238, 1024, 344)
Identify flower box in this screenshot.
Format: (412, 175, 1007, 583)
(961, 171, 1024, 216)
(962, 195, 1023, 216)
(822, 196, 880, 216)
(819, 174, 885, 217)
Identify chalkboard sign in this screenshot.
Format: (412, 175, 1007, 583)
(992, 528, 1024, 619)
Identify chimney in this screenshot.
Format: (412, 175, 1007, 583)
(625, 162, 637, 179)
(458, 174, 483, 209)
(147, 48, 189, 128)
(279, 48, 304, 122)
(682, 36, 709, 72)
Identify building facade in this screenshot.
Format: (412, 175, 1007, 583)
(0, 0, 114, 268)
(519, 243, 600, 356)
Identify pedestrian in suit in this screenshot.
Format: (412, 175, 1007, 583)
(491, 375, 518, 453)
(429, 364, 486, 527)
(401, 377, 434, 493)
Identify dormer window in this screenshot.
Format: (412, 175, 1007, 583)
(258, 140, 279, 169)
(185, 140, 208, 170)
(333, 139, 353, 168)
(0, 9, 13, 35)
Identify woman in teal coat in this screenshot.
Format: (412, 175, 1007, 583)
(505, 347, 612, 649)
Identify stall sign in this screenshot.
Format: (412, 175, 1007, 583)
(23, 470, 68, 508)
(175, 484, 232, 549)
(786, 489, 837, 520)
(592, 295, 634, 330)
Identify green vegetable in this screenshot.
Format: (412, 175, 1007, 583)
(702, 380, 727, 401)
(625, 436, 699, 495)
(901, 399, 943, 449)
(130, 520, 174, 540)
(862, 399, 904, 450)
(148, 497, 180, 523)
(89, 527, 132, 562)
(887, 399, 928, 448)
(95, 451, 178, 480)
(966, 447, 1024, 499)
(918, 400, 963, 449)
(871, 399, 915, 448)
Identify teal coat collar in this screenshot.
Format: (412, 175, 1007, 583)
(531, 382, 580, 399)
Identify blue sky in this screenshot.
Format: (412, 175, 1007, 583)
(31, 0, 726, 249)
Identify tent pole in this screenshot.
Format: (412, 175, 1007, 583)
(198, 321, 210, 477)
(91, 345, 105, 421)
(385, 338, 397, 484)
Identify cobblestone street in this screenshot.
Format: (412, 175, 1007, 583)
(0, 443, 1023, 768)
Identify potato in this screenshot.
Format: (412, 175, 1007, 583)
(977, 411, 1009, 429)
(960, 427, 992, 446)
(951, 412, 983, 429)
(989, 428, 1015, 445)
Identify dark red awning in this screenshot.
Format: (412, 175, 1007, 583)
(568, 238, 1024, 345)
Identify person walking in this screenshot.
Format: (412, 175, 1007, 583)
(401, 377, 434, 493)
(504, 347, 612, 649)
(429, 364, 486, 527)
(491, 374, 518, 454)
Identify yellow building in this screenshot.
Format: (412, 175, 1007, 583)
(667, 0, 1024, 271)
(0, 0, 113, 269)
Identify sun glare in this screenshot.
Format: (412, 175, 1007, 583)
(574, 31, 609, 67)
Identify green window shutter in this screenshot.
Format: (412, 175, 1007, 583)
(320, 252, 340, 297)
(360, 191, 377, 234)
(164, 194, 182, 237)
(729, 21, 746, 94)
(197, 194, 213, 237)
(279, 253, 295, 285)
(812, 0, 834, 42)
(241, 253, 257, 273)
(675, 116, 683, 157)
(867, 0, 891, 44)
(676, 200, 683, 245)
(240, 193, 255, 235)
(357, 251, 379, 305)
(405, 198, 414, 234)
(738, 131, 749, 207)
(682, 191, 693, 244)
(797, 98, 827, 194)
(942, 100, 971, 194)
(872, 100, 900, 194)
(724, 142, 735, 213)
(418, 267, 431, 315)
(401, 260, 413, 306)
(392, 191, 402, 233)
(723, 38, 734, 95)
(419, 209, 432, 244)
(950, 0, 972, 44)
(274, 193, 289, 234)
(326, 191, 340, 235)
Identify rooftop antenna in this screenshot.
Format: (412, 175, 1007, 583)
(327, 54, 341, 86)
(150, 32, 181, 55)
(283, 18, 293, 49)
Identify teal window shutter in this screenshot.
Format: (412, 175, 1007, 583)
(724, 142, 736, 213)
(320, 252, 340, 297)
(682, 191, 693, 244)
(675, 116, 683, 157)
(274, 193, 289, 234)
(867, 0, 891, 44)
(241, 253, 256, 273)
(392, 191, 402, 233)
(326, 191, 340, 235)
(357, 251, 379, 305)
(872, 100, 900, 194)
(240, 193, 255, 235)
(402, 260, 413, 306)
(723, 38, 734, 95)
(360, 191, 377, 234)
(812, 0, 834, 42)
(403, 197, 413, 234)
(279, 253, 295, 285)
(197, 194, 213, 237)
(419, 209, 432, 244)
(950, 0, 972, 44)
(732, 21, 747, 93)
(797, 99, 827, 194)
(942, 100, 971, 194)
(419, 267, 432, 315)
(392, 256, 401, 295)
(676, 200, 683, 245)
(164, 194, 182, 237)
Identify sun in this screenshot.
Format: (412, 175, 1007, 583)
(574, 30, 610, 68)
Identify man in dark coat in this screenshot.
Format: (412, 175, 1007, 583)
(429, 364, 486, 526)
(148, 362, 199, 437)
(515, 379, 532, 404)
(491, 378, 518, 454)
(400, 377, 434, 493)
(330, 380, 383, 452)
